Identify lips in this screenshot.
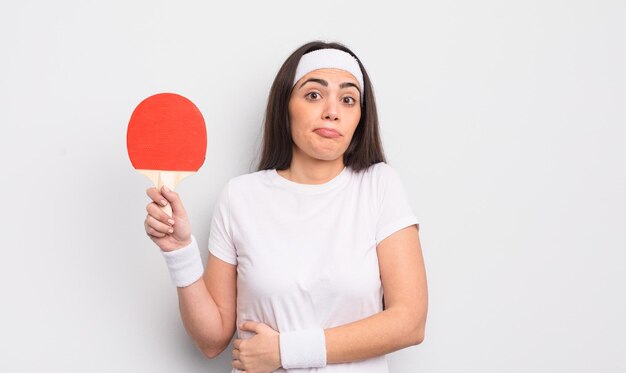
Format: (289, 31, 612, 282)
(314, 128, 341, 138)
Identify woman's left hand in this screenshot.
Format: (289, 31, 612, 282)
(232, 321, 281, 373)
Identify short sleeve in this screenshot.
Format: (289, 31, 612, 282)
(375, 164, 420, 245)
(208, 181, 237, 265)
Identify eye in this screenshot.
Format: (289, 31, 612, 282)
(306, 92, 321, 100)
(342, 96, 356, 105)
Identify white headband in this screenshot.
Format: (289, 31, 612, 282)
(292, 48, 365, 103)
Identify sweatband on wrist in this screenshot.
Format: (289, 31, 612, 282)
(279, 328, 327, 369)
(161, 235, 204, 287)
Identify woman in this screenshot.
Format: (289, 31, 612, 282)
(144, 41, 428, 373)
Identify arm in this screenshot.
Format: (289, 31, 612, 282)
(177, 252, 237, 359)
(147, 185, 237, 359)
(324, 224, 428, 363)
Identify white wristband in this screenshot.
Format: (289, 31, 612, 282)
(161, 235, 204, 287)
(279, 328, 327, 369)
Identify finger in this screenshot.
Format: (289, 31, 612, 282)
(232, 359, 244, 370)
(240, 321, 258, 333)
(160, 186, 188, 218)
(233, 339, 242, 349)
(146, 187, 169, 208)
(144, 221, 166, 238)
(146, 215, 173, 234)
(146, 202, 176, 226)
(232, 348, 239, 360)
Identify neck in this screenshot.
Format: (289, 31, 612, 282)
(277, 150, 345, 185)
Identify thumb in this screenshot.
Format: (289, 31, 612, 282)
(161, 185, 187, 217)
(240, 321, 260, 333)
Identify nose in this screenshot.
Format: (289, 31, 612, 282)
(322, 100, 339, 121)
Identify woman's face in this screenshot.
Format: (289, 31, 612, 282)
(288, 68, 362, 165)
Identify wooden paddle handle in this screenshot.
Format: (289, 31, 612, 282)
(157, 173, 175, 217)
(137, 170, 195, 217)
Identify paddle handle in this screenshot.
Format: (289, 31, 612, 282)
(137, 170, 195, 217)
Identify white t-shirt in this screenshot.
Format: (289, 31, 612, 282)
(208, 162, 420, 373)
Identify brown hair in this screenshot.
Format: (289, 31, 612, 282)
(256, 41, 386, 172)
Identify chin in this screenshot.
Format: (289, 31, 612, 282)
(310, 151, 344, 162)
(295, 143, 346, 162)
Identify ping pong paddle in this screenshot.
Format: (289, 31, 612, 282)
(126, 92, 207, 217)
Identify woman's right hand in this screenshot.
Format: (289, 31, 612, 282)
(144, 186, 193, 252)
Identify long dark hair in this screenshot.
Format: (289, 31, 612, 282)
(256, 41, 386, 172)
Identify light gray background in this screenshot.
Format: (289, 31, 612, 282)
(1, 0, 624, 372)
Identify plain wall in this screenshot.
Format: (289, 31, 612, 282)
(1, 0, 625, 371)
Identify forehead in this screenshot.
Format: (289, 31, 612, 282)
(295, 68, 360, 87)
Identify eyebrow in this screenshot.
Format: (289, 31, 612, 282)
(299, 78, 361, 96)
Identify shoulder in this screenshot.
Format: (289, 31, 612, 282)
(359, 161, 401, 184)
(223, 169, 273, 194)
(370, 161, 396, 175)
